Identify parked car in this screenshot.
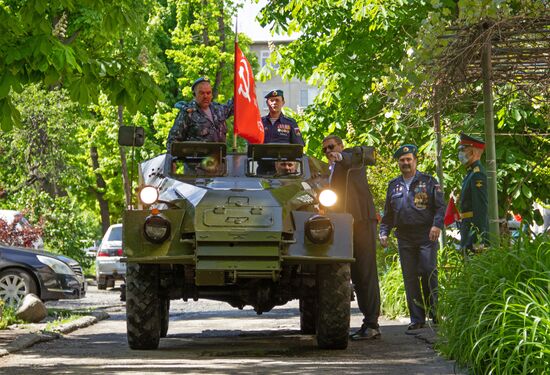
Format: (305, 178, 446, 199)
(96, 224, 126, 290)
(81, 239, 100, 258)
(0, 244, 86, 308)
(0, 209, 44, 249)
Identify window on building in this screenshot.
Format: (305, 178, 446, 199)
(300, 90, 309, 107)
(260, 50, 270, 67)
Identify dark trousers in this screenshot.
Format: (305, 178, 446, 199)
(351, 219, 380, 328)
(397, 237, 438, 324)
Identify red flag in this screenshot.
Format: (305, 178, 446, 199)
(444, 196, 460, 226)
(234, 43, 264, 143)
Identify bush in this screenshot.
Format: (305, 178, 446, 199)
(378, 252, 408, 319)
(377, 243, 462, 320)
(437, 235, 550, 374)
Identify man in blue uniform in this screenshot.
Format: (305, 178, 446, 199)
(167, 77, 234, 152)
(262, 90, 304, 145)
(458, 133, 488, 252)
(379, 144, 445, 333)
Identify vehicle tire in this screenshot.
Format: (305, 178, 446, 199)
(316, 263, 351, 349)
(299, 297, 317, 334)
(97, 275, 107, 290)
(159, 298, 170, 338)
(0, 268, 38, 308)
(126, 263, 160, 350)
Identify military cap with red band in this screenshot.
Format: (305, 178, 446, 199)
(460, 132, 485, 149)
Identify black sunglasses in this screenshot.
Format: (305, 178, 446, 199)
(322, 144, 336, 153)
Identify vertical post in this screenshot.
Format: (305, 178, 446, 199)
(481, 29, 500, 247)
(433, 87, 446, 246)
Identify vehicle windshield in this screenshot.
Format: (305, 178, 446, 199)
(246, 143, 304, 178)
(248, 158, 303, 178)
(172, 154, 225, 177)
(108, 226, 122, 241)
(170, 142, 227, 178)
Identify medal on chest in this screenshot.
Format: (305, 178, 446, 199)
(413, 181, 428, 209)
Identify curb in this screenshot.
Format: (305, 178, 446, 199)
(0, 310, 109, 357)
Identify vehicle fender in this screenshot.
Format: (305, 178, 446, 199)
(286, 211, 354, 262)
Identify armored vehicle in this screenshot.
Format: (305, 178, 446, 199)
(119, 130, 370, 350)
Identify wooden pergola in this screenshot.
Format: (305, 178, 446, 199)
(431, 15, 550, 246)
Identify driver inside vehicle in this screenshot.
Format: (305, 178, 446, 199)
(274, 161, 298, 176)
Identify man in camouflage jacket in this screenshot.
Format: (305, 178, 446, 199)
(167, 77, 234, 152)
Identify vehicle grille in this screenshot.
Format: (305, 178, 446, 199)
(70, 264, 84, 278)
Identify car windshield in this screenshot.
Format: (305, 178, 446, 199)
(108, 226, 122, 241)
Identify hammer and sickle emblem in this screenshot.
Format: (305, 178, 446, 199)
(238, 58, 252, 102)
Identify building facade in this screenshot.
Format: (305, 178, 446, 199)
(249, 40, 318, 114)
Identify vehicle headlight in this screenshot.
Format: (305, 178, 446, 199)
(37, 255, 75, 276)
(139, 185, 159, 205)
(319, 189, 337, 207)
(143, 214, 171, 243)
(304, 215, 333, 244)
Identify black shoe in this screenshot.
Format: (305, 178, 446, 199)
(405, 322, 425, 335)
(350, 326, 381, 341)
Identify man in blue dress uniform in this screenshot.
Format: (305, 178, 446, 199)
(261, 90, 304, 145)
(458, 133, 489, 252)
(379, 144, 445, 333)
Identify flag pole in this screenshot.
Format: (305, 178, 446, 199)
(233, 16, 238, 152)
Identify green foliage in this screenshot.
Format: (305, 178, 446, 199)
(437, 236, 550, 374)
(167, 0, 238, 100)
(259, 0, 549, 226)
(0, 303, 23, 329)
(378, 251, 408, 319)
(0, 0, 164, 130)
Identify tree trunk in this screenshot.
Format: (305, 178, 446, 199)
(212, 2, 226, 100)
(90, 146, 110, 234)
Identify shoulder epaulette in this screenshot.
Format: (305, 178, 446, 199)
(389, 176, 400, 185)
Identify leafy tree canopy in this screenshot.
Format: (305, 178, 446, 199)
(0, 0, 164, 131)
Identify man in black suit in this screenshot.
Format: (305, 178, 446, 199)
(322, 134, 381, 340)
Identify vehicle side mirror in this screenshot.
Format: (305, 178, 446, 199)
(118, 126, 144, 147)
(351, 146, 376, 167)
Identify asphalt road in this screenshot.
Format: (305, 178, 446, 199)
(0, 285, 461, 374)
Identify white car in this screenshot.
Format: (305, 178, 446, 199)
(96, 224, 126, 290)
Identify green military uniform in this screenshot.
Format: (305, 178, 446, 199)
(459, 159, 489, 250)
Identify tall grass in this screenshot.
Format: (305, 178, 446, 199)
(378, 244, 462, 320)
(437, 235, 550, 374)
(379, 253, 408, 319)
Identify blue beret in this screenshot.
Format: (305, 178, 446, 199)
(191, 77, 210, 91)
(393, 144, 417, 159)
(265, 89, 284, 99)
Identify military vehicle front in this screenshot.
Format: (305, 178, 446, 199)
(120, 137, 355, 350)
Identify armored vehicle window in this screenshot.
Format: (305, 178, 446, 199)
(169, 141, 226, 178)
(247, 144, 304, 178)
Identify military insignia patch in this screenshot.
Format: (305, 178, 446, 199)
(475, 180, 483, 188)
(414, 191, 428, 209)
(435, 184, 442, 193)
(473, 166, 480, 173)
(294, 128, 301, 135)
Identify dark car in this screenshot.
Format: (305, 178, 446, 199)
(0, 244, 87, 308)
